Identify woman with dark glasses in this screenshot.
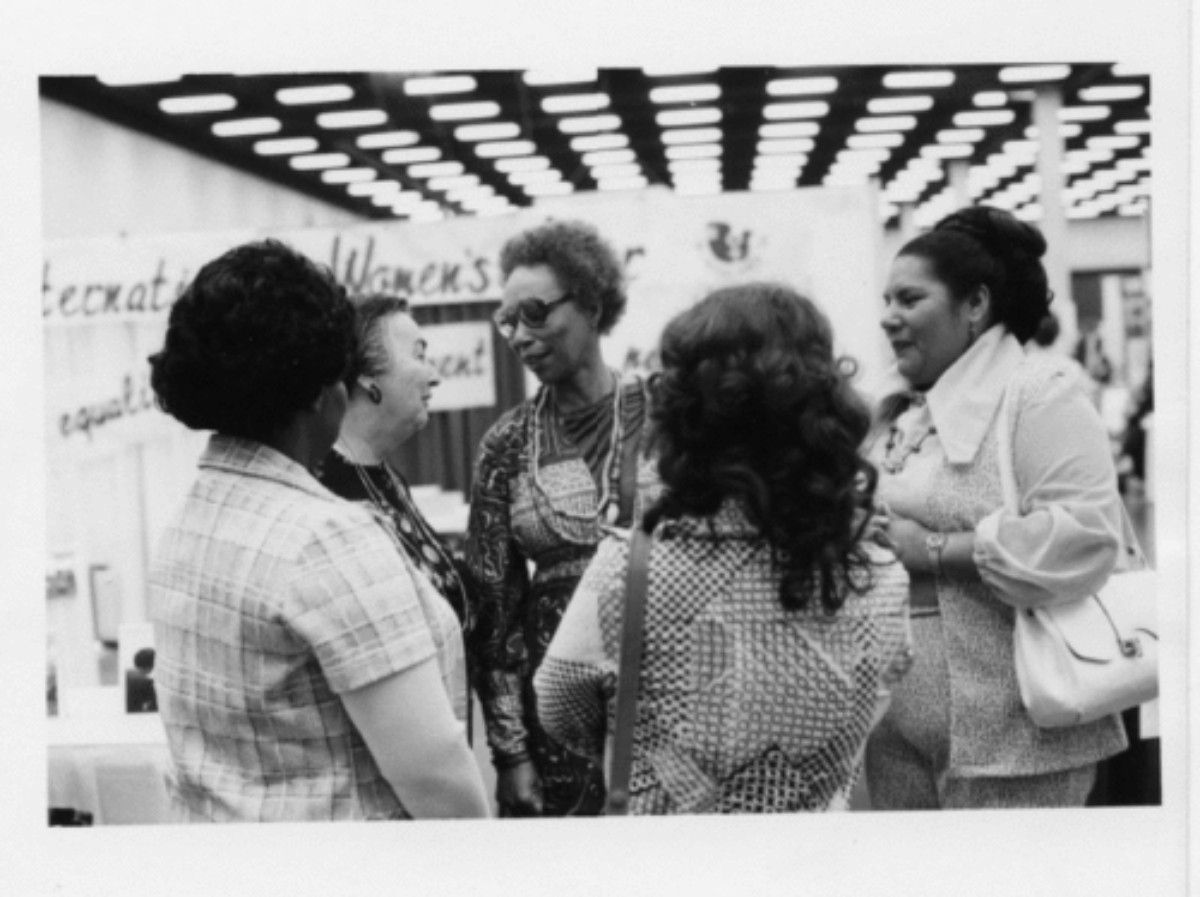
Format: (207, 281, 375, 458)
(465, 219, 658, 816)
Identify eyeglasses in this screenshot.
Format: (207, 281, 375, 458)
(492, 293, 573, 340)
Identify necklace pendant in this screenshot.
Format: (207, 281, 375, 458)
(604, 502, 620, 525)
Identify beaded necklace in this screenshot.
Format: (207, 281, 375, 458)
(529, 368, 625, 525)
(332, 441, 466, 607)
(880, 395, 937, 475)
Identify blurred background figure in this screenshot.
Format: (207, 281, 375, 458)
(465, 219, 658, 817)
(124, 647, 157, 714)
(536, 282, 912, 814)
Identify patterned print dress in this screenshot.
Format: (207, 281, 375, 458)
(535, 500, 913, 814)
(465, 376, 657, 816)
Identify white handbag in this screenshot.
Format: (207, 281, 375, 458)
(994, 376, 1159, 729)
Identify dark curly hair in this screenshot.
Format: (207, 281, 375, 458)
(898, 204, 1052, 343)
(643, 282, 878, 614)
(148, 240, 354, 441)
(498, 219, 627, 334)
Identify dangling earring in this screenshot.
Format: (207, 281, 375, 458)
(967, 321, 978, 346)
(360, 381, 382, 404)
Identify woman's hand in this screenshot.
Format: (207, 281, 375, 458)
(871, 508, 931, 574)
(496, 759, 544, 817)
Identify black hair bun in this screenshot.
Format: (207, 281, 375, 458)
(936, 205, 1047, 263)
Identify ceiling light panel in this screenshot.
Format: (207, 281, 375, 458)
(973, 91, 1009, 107)
(569, 133, 628, 151)
(669, 159, 721, 174)
(254, 137, 319, 156)
(582, 149, 636, 166)
(867, 95, 933, 114)
(381, 146, 441, 164)
(495, 155, 551, 172)
(649, 84, 721, 104)
(403, 75, 477, 95)
(766, 76, 838, 96)
(666, 144, 722, 160)
(882, 70, 955, 89)
(290, 153, 351, 170)
(507, 169, 563, 185)
(455, 122, 520, 141)
(754, 154, 807, 169)
(857, 115, 918, 132)
(848, 133, 904, 149)
(757, 138, 815, 154)
(275, 84, 353, 105)
(316, 109, 388, 129)
(428, 101, 500, 121)
(408, 161, 465, 178)
(541, 93, 610, 114)
(159, 94, 237, 114)
(590, 163, 642, 179)
(321, 168, 377, 184)
(1059, 105, 1111, 122)
(474, 140, 537, 158)
(1079, 84, 1145, 102)
(212, 117, 281, 137)
(937, 128, 986, 143)
(758, 121, 820, 139)
(763, 101, 830, 120)
(427, 174, 480, 191)
(998, 64, 1071, 83)
(1114, 119, 1151, 135)
(954, 109, 1015, 127)
(357, 130, 420, 149)
(662, 127, 723, 146)
(1024, 123, 1083, 139)
(558, 114, 622, 134)
(656, 107, 722, 127)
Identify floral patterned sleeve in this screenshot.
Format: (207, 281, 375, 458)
(464, 417, 534, 766)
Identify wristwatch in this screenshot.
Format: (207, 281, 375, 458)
(925, 532, 948, 579)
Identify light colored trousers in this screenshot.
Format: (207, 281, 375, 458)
(865, 613, 1095, 810)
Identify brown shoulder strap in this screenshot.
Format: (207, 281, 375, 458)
(605, 525, 652, 816)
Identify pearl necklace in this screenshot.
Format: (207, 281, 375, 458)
(530, 369, 625, 525)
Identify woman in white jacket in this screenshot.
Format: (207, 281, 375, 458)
(865, 205, 1133, 810)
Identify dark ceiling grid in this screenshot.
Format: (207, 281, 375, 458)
(38, 65, 1151, 227)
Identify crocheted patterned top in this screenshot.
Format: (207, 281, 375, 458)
(534, 500, 912, 814)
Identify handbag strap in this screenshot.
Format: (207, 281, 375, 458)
(605, 525, 652, 816)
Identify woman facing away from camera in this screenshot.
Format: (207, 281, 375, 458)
(319, 295, 472, 722)
(146, 240, 488, 821)
(534, 283, 913, 814)
(864, 205, 1134, 810)
(465, 219, 658, 817)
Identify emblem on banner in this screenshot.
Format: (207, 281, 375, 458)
(701, 222, 763, 275)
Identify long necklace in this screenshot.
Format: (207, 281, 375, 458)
(333, 440, 466, 606)
(529, 368, 625, 525)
